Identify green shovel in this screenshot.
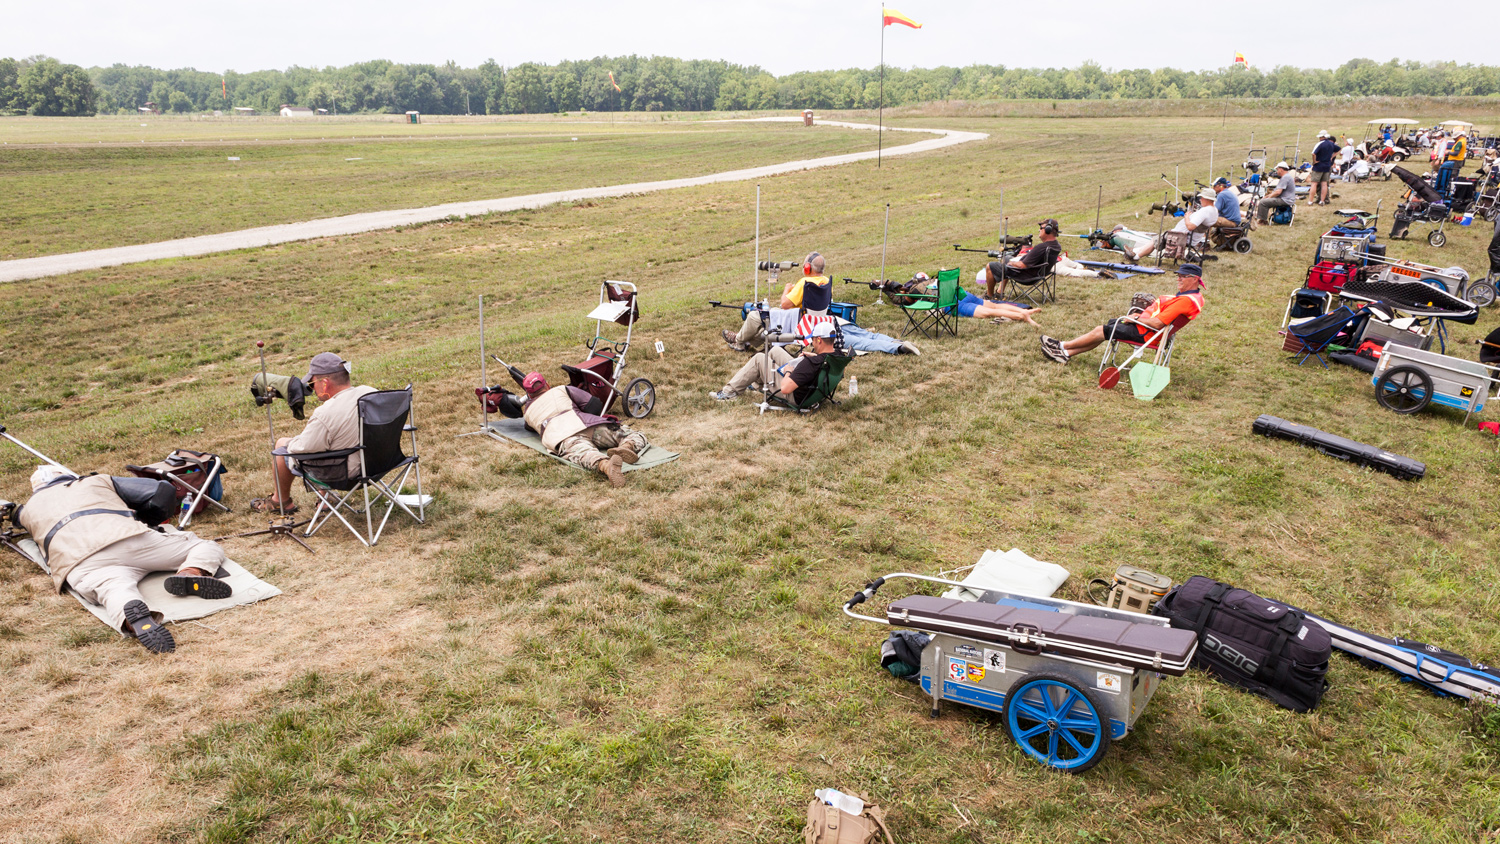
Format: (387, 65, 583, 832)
(1129, 361, 1171, 400)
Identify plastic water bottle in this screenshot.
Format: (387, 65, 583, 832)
(179, 498, 192, 522)
(848, 376, 859, 396)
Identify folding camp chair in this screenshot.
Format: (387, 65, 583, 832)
(899, 268, 960, 338)
(1281, 305, 1361, 369)
(273, 386, 425, 546)
(1098, 313, 1192, 388)
(997, 253, 1059, 306)
(759, 352, 854, 415)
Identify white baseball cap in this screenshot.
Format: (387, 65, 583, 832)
(30, 465, 73, 491)
(806, 321, 837, 339)
(1275, 161, 1291, 170)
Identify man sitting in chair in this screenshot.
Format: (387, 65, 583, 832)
(722, 251, 831, 350)
(18, 466, 232, 654)
(980, 219, 1063, 299)
(1130, 192, 1218, 260)
(710, 321, 839, 404)
(1256, 162, 1298, 225)
(257, 352, 376, 514)
(1039, 264, 1205, 364)
(520, 373, 648, 487)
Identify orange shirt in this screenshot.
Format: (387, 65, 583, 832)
(1146, 290, 1204, 329)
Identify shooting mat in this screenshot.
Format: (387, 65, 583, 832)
(484, 419, 680, 471)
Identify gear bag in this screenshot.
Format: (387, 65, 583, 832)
(804, 792, 894, 844)
(1153, 576, 1331, 712)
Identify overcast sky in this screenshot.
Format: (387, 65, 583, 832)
(5, 0, 1490, 76)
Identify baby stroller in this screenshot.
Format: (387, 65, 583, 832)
(1389, 166, 1451, 246)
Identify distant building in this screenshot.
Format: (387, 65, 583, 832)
(279, 105, 315, 117)
(233, 107, 256, 115)
(138, 102, 159, 115)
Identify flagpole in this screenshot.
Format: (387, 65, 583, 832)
(878, 9, 885, 169)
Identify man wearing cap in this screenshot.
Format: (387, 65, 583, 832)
(1211, 178, 1242, 229)
(258, 352, 376, 514)
(1309, 131, 1339, 206)
(519, 373, 648, 487)
(711, 320, 841, 405)
(1039, 264, 1206, 364)
(1340, 137, 1358, 170)
(1256, 162, 1298, 225)
(18, 466, 232, 654)
(980, 219, 1063, 300)
(1437, 131, 1467, 195)
(1130, 192, 1217, 261)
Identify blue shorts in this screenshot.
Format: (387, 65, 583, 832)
(956, 292, 983, 317)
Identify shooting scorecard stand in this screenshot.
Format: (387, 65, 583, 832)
(843, 572, 1197, 772)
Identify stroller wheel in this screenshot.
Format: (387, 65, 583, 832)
(1428, 230, 1447, 248)
(623, 377, 656, 418)
(1462, 279, 1496, 307)
(1232, 237, 1253, 254)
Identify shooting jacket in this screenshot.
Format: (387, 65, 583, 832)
(523, 386, 613, 451)
(19, 475, 152, 593)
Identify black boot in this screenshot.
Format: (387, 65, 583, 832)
(164, 571, 233, 600)
(122, 600, 175, 654)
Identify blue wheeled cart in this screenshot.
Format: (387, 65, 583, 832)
(843, 573, 1198, 773)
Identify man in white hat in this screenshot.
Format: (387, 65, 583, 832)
(1309, 131, 1339, 206)
(711, 320, 841, 405)
(1256, 161, 1298, 225)
(1130, 191, 1218, 260)
(17, 466, 232, 654)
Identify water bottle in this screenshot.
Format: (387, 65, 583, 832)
(848, 376, 859, 396)
(179, 498, 192, 522)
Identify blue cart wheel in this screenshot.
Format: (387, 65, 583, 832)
(1003, 673, 1111, 773)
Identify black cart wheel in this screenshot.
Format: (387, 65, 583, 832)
(1003, 673, 1112, 773)
(1232, 237, 1253, 254)
(623, 377, 655, 418)
(1461, 279, 1497, 307)
(1375, 365, 1434, 414)
(1428, 230, 1447, 248)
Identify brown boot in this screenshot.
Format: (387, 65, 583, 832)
(607, 443, 640, 464)
(599, 454, 627, 487)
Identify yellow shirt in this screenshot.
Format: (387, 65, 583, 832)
(785, 275, 829, 308)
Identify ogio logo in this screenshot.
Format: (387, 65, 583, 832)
(1203, 634, 1259, 675)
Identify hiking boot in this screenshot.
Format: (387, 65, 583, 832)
(164, 571, 233, 600)
(721, 329, 748, 352)
(607, 443, 640, 464)
(599, 454, 627, 487)
(1040, 336, 1070, 364)
(709, 388, 738, 401)
(898, 341, 922, 355)
(122, 600, 175, 654)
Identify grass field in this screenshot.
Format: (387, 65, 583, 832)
(1, 106, 1498, 844)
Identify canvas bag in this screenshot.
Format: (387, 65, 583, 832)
(804, 794, 894, 844)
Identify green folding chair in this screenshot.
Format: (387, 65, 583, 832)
(759, 352, 855, 414)
(899, 268, 961, 338)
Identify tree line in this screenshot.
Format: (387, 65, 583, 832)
(2, 54, 1499, 117)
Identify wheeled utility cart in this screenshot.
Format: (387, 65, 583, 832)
(843, 573, 1198, 773)
(1371, 343, 1500, 422)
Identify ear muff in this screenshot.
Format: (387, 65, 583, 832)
(1039, 220, 1058, 235)
(804, 251, 821, 275)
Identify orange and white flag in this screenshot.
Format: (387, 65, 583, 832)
(882, 8, 921, 28)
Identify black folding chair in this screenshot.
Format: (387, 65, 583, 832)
(997, 253, 1060, 305)
(273, 386, 425, 546)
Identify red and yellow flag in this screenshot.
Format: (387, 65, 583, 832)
(882, 7, 921, 28)
(608, 71, 622, 92)
(1233, 52, 1247, 65)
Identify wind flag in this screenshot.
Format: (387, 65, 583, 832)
(1234, 52, 1247, 66)
(608, 71, 622, 92)
(882, 8, 921, 28)
(221, 76, 227, 99)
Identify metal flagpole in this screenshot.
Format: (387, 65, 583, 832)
(878, 10, 884, 169)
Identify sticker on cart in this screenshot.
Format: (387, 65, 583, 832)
(947, 658, 969, 682)
(983, 649, 1006, 672)
(966, 662, 986, 682)
(1462, 386, 1475, 397)
(1097, 672, 1122, 694)
(952, 644, 981, 661)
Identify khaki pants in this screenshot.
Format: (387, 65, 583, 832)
(735, 312, 767, 351)
(66, 530, 227, 632)
(725, 346, 795, 400)
(556, 424, 649, 471)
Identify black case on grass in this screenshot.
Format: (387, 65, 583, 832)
(1252, 415, 1425, 480)
(1154, 576, 1331, 713)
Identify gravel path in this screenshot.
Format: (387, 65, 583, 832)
(0, 118, 985, 284)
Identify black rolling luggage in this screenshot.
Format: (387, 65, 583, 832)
(1252, 415, 1425, 480)
(1154, 576, 1331, 712)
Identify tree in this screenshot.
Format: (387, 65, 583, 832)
(504, 63, 550, 114)
(0, 57, 20, 112)
(168, 90, 192, 112)
(18, 58, 95, 115)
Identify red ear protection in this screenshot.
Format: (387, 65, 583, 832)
(804, 251, 821, 275)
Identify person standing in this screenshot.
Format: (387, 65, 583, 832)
(1308, 131, 1339, 206)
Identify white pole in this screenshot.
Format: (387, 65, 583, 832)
(996, 187, 1004, 249)
(1209, 141, 1214, 184)
(753, 184, 761, 304)
(478, 295, 489, 431)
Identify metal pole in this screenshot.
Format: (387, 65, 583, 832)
(877, 21, 884, 169)
(256, 341, 286, 521)
(754, 184, 761, 304)
(1294, 130, 1301, 166)
(996, 187, 1004, 249)
(0, 428, 70, 473)
(878, 203, 890, 304)
(1209, 141, 1214, 185)
(478, 295, 489, 432)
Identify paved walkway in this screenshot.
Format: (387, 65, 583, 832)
(0, 118, 985, 283)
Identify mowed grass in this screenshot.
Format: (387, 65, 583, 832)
(0, 116, 873, 260)
(1, 110, 1498, 844)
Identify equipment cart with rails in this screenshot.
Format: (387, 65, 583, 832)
(843, 573, 1198, 773)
